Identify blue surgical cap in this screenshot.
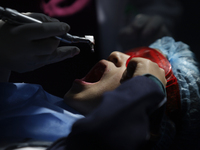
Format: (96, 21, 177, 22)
(150, 36, 200, 149)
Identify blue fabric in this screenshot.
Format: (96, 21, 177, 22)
(48, 76, 166, 150)
(0, 82, 84, 142)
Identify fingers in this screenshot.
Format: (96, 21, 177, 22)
(132, 14, 149, 30)
(121, 57, 145, 83)
(121, 59, 137, 82)
(12, 22, 70, 40)
(35, 46, 80, 65)
(30, 37, 60, 55)
(26, 13, 59, 22)
(141, 16, 163, 38)
(121, 57, 167, 86)
(131, 58, 166, 86)
(0, 12, 80, 73)
(11, 46, 80, 73)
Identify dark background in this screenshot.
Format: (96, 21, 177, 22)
(0, 0, 200, 97)
(175, 0, 200, 61)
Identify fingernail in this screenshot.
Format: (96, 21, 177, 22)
(71, 48, 80, 56)
(61, 23, 70, 32)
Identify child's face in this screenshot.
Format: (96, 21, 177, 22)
(64, 51, 130, 114)
(64, 48, 170, 114)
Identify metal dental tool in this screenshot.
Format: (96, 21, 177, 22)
(0, 6, 95, 52)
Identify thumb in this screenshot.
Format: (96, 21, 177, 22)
(42, 46, 80, 65)
(13, 22, 70, 40)
(56, 46, 80, 59)
(120, 59, 137, 83)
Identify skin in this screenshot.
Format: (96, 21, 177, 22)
(64, 51, 166, 115)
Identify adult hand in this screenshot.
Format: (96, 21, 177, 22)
(0, 13, 80, 73)
(121, 57, 167, 86)
(119, 14, 171, 50)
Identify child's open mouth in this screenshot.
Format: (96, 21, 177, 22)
(82, 61, 107, 83)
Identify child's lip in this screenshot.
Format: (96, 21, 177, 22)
(76, 60, 108, 84)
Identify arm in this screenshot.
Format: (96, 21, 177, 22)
(119, 0, 183, 49)
(133, 0, 183, 29)
(48, 76, 166, 150)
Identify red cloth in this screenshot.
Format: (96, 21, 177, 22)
(125, 47, 181, 122)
